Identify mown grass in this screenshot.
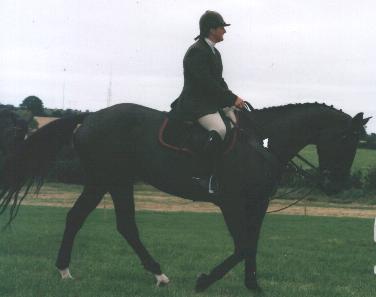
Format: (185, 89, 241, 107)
(0, 206, 375, 297)
(296, 145, 376, 173)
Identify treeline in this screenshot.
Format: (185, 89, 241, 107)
(1, 95, 86, 122)
(359, 133, 376, 150)
(0, 95, 86, 184)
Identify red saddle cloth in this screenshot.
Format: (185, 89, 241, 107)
(158, 116, 238, 155)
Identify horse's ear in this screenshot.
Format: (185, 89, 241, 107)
(352, 112, 365, 128)
(362, 116, 372, 126)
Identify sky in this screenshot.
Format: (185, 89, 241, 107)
(1, 0, 375, 133)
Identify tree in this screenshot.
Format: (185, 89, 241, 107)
(20, 96, 45, 116)
(359, 132, 376, 150)
(15, 109, 38, 130)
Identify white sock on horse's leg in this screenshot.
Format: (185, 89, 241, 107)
(155, 273, 170, 286)
(59, 267, 74, 279)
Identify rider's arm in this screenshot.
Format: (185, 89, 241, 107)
(185, 48, 237, 107)
(220, 78, 229, 90)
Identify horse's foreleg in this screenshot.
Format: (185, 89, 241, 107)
(195, 200, 250, 292)
(244, 197, 269, 290)
(110, 185, 168, 286)
(56, 185, 106, 277)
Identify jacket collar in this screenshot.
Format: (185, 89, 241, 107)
(204, 38, 216, 53)
(198, 38, 216, 56)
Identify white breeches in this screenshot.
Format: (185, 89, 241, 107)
(198, 106, 237, 140)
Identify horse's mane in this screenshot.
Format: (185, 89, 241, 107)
(255, 102, 344, 114)
(251, 102, 367, 136)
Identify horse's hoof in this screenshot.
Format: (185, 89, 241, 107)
(59, 268, 73, 280)
(155, 274, 170, 287)
(195, 273, 211, 292)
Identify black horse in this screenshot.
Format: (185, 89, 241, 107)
(0, 108, 28, 155)
(0, 102, 370, 291)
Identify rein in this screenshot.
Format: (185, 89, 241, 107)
(266, 160, 320, 213)
(235, 102, 323, 213)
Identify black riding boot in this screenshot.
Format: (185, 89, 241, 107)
(192, 130, 223, 195)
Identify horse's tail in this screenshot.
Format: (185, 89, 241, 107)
(0, 113, 89, 225)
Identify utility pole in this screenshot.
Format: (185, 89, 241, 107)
(107, 67, 112, 107)
(62, 68, 66, 110)
(103, 66, 113, 219)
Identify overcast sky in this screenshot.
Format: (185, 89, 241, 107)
(1, 0, 375, 132)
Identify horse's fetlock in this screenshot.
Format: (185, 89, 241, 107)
(143, 260, 162, 275)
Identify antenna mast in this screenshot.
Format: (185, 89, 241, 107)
(62, 68, 66, 109)
(107, 68, 112, 107)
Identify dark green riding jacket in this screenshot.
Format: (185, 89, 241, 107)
(170, 38, 237, 120)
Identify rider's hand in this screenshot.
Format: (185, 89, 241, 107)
(234, 97, 246, 109)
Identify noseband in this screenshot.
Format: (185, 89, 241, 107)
(235, 102, 333, 213)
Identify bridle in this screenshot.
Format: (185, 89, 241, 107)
(235, 102, 325, 213)
(241, 102, 322, 177)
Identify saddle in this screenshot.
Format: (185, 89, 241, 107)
(158, 112, 238, 156)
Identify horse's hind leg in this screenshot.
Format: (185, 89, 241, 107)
(56, 184, 106, 277)
(109, 184, 169, 286)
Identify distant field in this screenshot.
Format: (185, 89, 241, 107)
(0, 206, 375, 297)
(18, 182, 376, 218)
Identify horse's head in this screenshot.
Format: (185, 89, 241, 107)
(0, 109, 28, 155)
(316, 112, 370, 195)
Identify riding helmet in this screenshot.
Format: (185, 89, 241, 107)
(194, 10, 231, 40)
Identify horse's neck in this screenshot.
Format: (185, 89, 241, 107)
(252, 105, 342, 164)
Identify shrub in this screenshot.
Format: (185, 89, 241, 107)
(349, 170, 363, 189)
(279, 165, 316, 188)
(364, 166, 376, 190)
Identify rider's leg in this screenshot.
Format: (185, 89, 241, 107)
(198, 112, 227, 140)
(222, 106, 237, 127)
(194, 112, 226, 194)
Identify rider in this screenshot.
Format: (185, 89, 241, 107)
(170, 10, 246, 194)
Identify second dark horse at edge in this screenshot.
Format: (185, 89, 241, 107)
(0, 102, 370, 291)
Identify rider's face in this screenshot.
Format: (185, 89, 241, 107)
(210, 26, 226, 43)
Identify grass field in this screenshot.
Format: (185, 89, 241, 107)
(0, 206, 375, 297)
(18, 181, 376, 218)
(296, 146, 376, 173)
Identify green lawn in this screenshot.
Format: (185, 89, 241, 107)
(297, 146, 376, 173)
(0, 206, 375, 297)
